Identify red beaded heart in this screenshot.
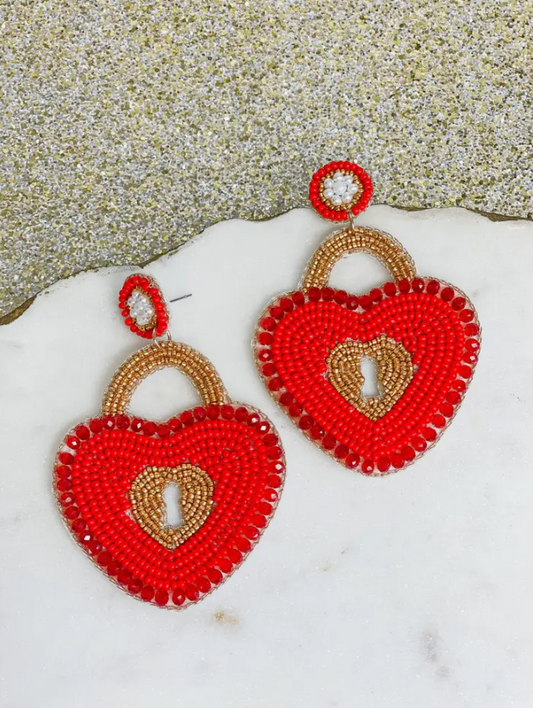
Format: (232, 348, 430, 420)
(254, 278, 480, 475)
(55, 405, 284, 608)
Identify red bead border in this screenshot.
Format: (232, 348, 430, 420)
(118, 274, 169, 339)
(53, 403, 285, 609)
(253, 278, 481, 476)
(308, 161, 373, 222)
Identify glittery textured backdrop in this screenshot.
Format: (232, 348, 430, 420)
(0, 1, 531, 317)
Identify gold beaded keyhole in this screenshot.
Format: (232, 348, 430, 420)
(129, 464, 214, 549)
(327, 335, 413, 421)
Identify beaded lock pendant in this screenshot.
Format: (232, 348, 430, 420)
(253, 162, 481, 476)
(54, 274, 285, 608)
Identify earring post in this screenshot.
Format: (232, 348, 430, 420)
(169, 294, 192, 303)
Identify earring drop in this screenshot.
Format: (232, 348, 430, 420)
(54, 273, 285, 608)
(254, 161, 480, 476)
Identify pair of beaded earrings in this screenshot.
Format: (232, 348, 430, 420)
(53, 162, 480, 609)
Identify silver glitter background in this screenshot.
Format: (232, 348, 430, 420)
(1, 1, 532, 317)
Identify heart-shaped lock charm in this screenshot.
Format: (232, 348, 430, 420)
(253, 174, 480, 476)
(54, 276, 285, 609)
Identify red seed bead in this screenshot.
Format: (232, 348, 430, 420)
(391, 453, 404, 469)
(244, 526, 260, 541)
(377, 456, 391, 473)
(334, 444, 348, 459)
(247, 412, 261, 427)
(263, 434, 278, 447)
(172, 591, 186, 606)
(197, 577, 211, 594)
(361, 459, 374, 475)
(235, 407, 248, 422)
(180, 410, 194, 426)
(185, 586, 200, 602)
(267, 446, 282, 460)
(359, 295, 372, 311)
(168, 417, 183, 431)
(206, 405, 220, 420)
(116, 415, 130, 430)
(412, 437, 427, 453)
(432, 414, 446, 429)
(322, 435, 336, 450)
(155, 590, 169, 606)
(280, 392, 293, 406)
(72, 519, 86, 533)
(288, 403, 302, 417)
(261, 317, 276, 331)
(465, 323, 479, 336)
(98, 551, 111, 566)
(292, 291, 305, 306)
(398, 279, 410, 294)
(446, 391, 461, 405)
(129, 580, 143, 595)
(258, 332, 273, 345)
(235, 538, 251, 553)
(310, 425, 324, 440)
(346, 296, 359, 310)
(460, 310, 474, 322)
(102, 415, 115, 429)
(268, 378, 283, 392)
(334, 290, 348, 304)
(140, 586, 155, 602)
(208, 569, 223, 585)
(280, 297, 294, 311)
(422, 427, 437, 442)
(75, 425, 90, 440)
(143, 421, 157, 436)
(345, 453, 359, 470)
(89, 419, 103, 434)
(299, 415, 314, 430)
(452, 297, 466, 311)
(131, 418, 143, 432)
(465, 339, 480, 352)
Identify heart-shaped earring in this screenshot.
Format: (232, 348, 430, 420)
(253, 161, 481, 476)
(54, 273, 285, 608)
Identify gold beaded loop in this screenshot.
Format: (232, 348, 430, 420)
(301, 226, 416, 290)
(102, 340, 229, 415)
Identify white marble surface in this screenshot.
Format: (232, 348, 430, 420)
(1, 207, 533, 708)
